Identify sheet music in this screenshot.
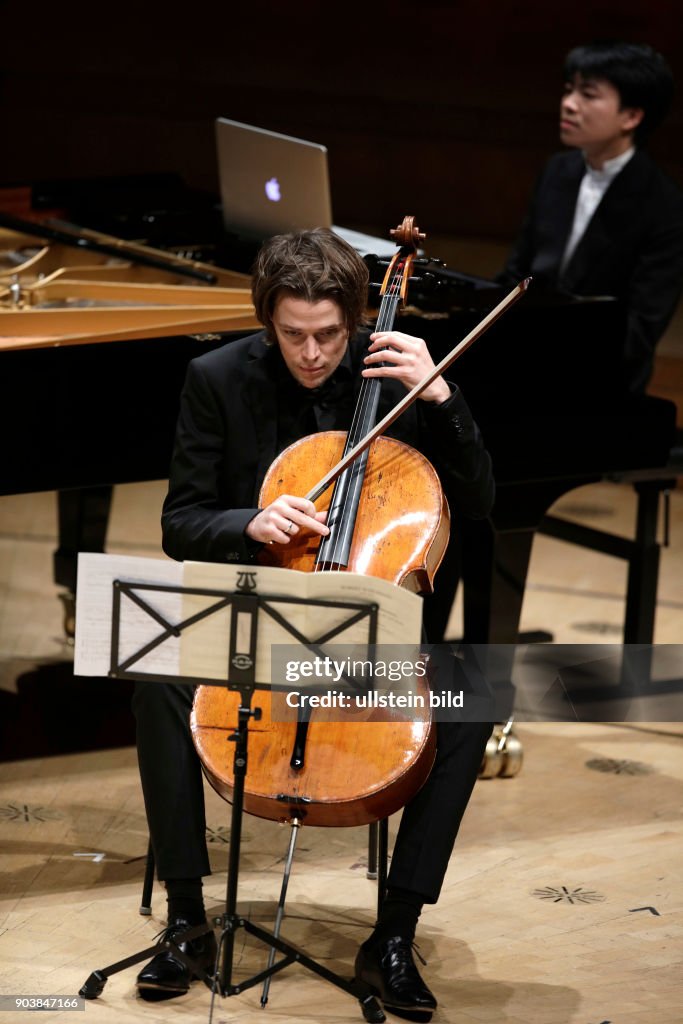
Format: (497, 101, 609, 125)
(74, 555, 422, 685)
(313, 571, 422, 642)
(74, 553, 183, 676)
(181, 562, 422, 684)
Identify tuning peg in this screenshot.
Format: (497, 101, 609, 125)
(408, 272, 440, 292)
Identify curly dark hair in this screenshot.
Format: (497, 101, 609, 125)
(251, 228, 369, 342)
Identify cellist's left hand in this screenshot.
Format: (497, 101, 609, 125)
(363, 331, 451, 404)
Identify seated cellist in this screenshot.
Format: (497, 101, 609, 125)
(133, 227, 494, 1021)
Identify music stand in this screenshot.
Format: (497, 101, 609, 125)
(79, 568, 390, 1023)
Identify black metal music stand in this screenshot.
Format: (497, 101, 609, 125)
(79, 573, 387, 1023)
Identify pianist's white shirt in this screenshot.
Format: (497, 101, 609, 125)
(560, 147, 635, 273)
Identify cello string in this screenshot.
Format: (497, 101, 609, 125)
(314, 257, 405, 572)
(321, 262, 402, 571)
(315, 294, 383, 574)
(327, 260, 405, 569)
(319, 259, 406, 573)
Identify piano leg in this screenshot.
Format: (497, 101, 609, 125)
(468, 476, 675, 705)
(540, 479, 670, 648)
(539, 477, 670, 697)
(54, 486, 113, 635)
(624, 481, 664, 645)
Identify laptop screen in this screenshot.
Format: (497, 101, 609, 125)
(215, 117, 333, 240)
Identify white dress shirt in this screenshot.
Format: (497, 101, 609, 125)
(560, 147, 635, 272)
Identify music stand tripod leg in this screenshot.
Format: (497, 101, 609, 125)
(216, 696, 256, 994)
(214, 694, 386, 1021)
(79, 921, 215, 999)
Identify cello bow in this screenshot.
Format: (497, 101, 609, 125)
(305, 265, 531, 503)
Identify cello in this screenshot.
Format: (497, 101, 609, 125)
(190, 218, 529, 827)
(191, 217, 443, 828)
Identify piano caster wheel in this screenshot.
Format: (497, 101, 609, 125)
(58, 591, 76, 640)
(479, 734, 504, 778)
(499, 733, 523, 777)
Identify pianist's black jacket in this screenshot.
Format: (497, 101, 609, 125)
(161, 330, 494, 564)
(499, 148, 683, 394)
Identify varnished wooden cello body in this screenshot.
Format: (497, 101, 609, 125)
(191, 218, 444, 827)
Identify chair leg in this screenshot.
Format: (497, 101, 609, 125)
(366, 820, 388, 919)
(366, 822, 379, 879)
(376, 818, 388, 920)
(140, 839, 154, 916)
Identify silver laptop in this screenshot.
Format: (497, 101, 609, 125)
(215, 117, 397, 256)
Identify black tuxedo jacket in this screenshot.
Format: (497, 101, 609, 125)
(499, 148, 683, 393)
(161, 331, 495, 564)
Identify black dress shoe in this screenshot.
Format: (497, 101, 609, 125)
(354, 935, 437, 1022)
(136, 916, 217, 1001)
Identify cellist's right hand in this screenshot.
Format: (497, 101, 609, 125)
(245, 495, 329, 545)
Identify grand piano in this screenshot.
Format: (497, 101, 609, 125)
(404, 299, 679, 652)
(1, 177, 679, 654)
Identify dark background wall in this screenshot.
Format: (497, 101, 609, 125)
(2, 0, 682, 243)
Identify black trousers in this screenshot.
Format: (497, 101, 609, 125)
(133, 682, 492, 905)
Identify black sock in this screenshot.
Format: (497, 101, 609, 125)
(165, 877, 206, 925)
(371, 887, 423, 944)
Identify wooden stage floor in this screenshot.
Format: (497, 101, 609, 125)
(1, 317, 682, 1021)
(1, 722, 682, 1023)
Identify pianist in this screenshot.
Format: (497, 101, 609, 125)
(498, 40, 683, 396)
(133, 227, 495, 1019)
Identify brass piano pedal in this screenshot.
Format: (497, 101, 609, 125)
(479, 719, 523, 778)
(479, 732, 504, 778)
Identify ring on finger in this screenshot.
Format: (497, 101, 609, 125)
(284, 520, 294, 535)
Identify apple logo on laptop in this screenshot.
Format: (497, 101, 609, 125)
(265, 177, 281, 202)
